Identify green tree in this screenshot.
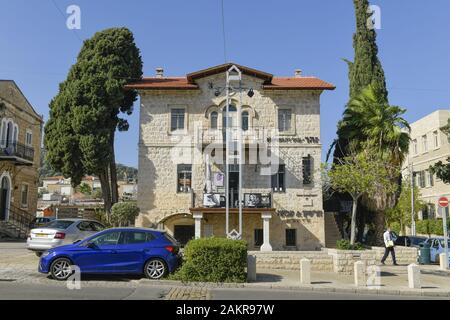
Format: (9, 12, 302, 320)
(385, 181, 425, 235)
(430, 117, 450, 181)
(78, 183, 92, 196)
(324, 151, 398, 244)
(44, 28, 143, 215)
(111, 202, 140, 227)
(331, 0, 388, 161)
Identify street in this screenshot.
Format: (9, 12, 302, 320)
(1, 242, 449, 300)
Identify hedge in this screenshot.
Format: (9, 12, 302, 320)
(171, 237, 247, 283)
(415, 219, 450, 236)
(336, 239, 364, 250)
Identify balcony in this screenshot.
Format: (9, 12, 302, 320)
(0, 141, 35, 164)
(202, 192, 272, 209)
(198, 126, 269, 146)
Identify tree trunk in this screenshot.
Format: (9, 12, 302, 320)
(373, 210, 386, 246)
(99, 169, 112, 216)
(350, 197, 359, 245)
(110, 130, 119, 205)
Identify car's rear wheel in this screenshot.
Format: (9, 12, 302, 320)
(50, 258, 73, 281)
(144, 258, 167, 280)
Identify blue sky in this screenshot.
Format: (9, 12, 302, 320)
(1, 0, 449, 167)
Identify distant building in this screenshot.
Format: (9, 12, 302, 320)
(0, 80, 43, 238)
(402, 110, 450, 219)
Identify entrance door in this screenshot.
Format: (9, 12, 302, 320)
(0, 177, 10, 221)
(174, 225, 195, 246)
(229, 171, 239, 208)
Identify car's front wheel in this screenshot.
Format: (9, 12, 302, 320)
(50, 258, 74, 281)
(144, 258, 167, 280)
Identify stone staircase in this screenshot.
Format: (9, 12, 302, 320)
(324, 212, 343, 248)
(0, 206, 32, 240)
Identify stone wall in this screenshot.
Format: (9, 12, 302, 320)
(248, 247, 418, 275)
(250, 251, 334, 272)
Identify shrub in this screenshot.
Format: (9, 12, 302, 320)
(171, 237, 247, 283)
(416, 219, 450, 236)
(111, 202, 140, 227)
(336, 239, 364, 250)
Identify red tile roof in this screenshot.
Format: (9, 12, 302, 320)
(125, 77, 198, 90)
(264, 77, 335, 90)
(125, 63, 335, 91)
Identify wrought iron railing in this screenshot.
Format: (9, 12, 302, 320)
(202, 192, 272, 209)
(7, 205, 34, 236)
(0, 140, 34, 162)
(199, 126, 270, 145)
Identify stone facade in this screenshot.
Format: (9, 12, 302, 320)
(402, 110, 450, 219)
(0, 80, 43, 222)
(133, 64, 334, 250)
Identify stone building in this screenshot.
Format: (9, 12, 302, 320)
(0, 80, 43, 237)
(402, 110, 450, 219)
(127, 63, 335, 250)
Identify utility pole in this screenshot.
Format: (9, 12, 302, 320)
(409, 154, 416, 236)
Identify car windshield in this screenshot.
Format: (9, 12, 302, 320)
(163, 232, 179, 245)
(411, 238, 426, 245)
(44, 220, 74, 230)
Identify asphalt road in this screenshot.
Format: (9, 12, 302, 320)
(0, 282, 447, 300)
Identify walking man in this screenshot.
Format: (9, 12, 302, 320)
(381, 227, 398, 265)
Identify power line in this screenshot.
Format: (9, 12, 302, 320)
(221, 0, 227, 63)
(50, 0, 83, 43)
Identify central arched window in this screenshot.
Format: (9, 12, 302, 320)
(242, 111, 249, 131)
(222, 105, 237, 128)
(210, 111, 218, 129)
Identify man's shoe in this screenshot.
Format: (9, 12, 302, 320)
(393, 263, 399, 266)
(381, 261, 385, 265)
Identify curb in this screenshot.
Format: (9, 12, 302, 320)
(138, 279, 450, 298)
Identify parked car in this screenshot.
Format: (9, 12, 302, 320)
(422, 237, 450, 263)
(394, 236, 427, 248)
(27, 219, 106, 256)
(29, 217, 55, 229)
(38, 228, 180, 281)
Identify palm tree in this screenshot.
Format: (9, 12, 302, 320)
(336, 84, 411, 244)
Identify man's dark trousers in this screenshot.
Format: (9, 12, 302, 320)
(381, 246, 397, 264)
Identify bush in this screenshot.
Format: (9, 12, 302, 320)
(415, 219, 450, 236)
(111, 202, 140, 227)
(171, 237, 247, 283)
(336, 239, 364, 250)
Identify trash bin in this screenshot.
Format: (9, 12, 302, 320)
(418, 243, 431, 264)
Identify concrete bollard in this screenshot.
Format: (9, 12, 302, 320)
(300, 258, 311, 285)
(407, 263, 421, 289)
(354, 261, 366, 287)
(247, 255, 257, 282)
(439, 253, 449, 270)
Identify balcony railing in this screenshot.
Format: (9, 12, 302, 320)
(199, 126, 270, 145)
(0, 141, 34, 162)
(202, 192, 272, 209)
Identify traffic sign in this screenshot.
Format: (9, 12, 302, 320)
(438, 196, 449, 208)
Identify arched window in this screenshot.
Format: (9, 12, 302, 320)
(210, 111, 218, 129)
(222, 105, 237, 128)
(242, 111, 249, 131)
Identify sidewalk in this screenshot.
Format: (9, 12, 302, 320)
(140, 265, 450, 298)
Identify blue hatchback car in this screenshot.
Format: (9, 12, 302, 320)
(38, 228, 180, 281)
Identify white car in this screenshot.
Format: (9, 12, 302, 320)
(27, 219, 106, 256)
(423, 237, 450, 263)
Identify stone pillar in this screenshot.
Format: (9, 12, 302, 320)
(260, 212, 272, 252)
(300, 258, 311, 285)
(439, 253, 448, 270)
(247, 255, 257, 282)
(407, 263, 421, 289)
(354, 261, 366, 287)
(193, 212, 203, 239)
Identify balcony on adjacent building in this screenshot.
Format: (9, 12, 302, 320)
(0, 140, 35, 164)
